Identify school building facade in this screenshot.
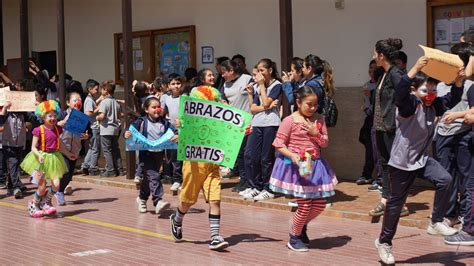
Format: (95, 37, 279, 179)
(0, 0, 464, 178)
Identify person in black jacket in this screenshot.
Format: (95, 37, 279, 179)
(368, 38, 408, 218)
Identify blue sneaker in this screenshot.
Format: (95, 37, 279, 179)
(55, 192, 66, 206)
(444, 230, 474, 246)
(287, 234, 308, 252)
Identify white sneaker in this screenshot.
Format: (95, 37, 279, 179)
(170, 182, 181, 192)
(374, 238, 395, 264)
(238, 188, 252, 196)
(253, 190, 275, 201)
(155, 200, 170, 214)
(243, 188, 260, 200)
(136, 197, 147, 213)
(134, 176, 143, 184)
(64, 185, 73, 195)
(427, 222, 458, 236)
(443, 217, 461, 228)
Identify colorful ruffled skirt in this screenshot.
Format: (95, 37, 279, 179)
(20, 151, 67, 180)
(269, 155, 338, 198)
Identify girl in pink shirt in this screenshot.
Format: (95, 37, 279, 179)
(21, 100, 68, 218)
(269, 86, 337, 252)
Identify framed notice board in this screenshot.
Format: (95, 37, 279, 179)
(427, 0, 474, 51)
(114, 25, 196, 84)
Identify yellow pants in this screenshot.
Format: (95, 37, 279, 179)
(180, 161, 221, 204)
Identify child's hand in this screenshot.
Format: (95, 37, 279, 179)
(465, 112, 474, 124)
(255, 73, 265, 86)
(171, 135, 178, 142)
(80, 132, 89, 140)
(57, 120, 67, 127)
(124, 130, 132, 139)
(414, 56, 429, 71)
(290, 153, 301, 165)
(174, 118, 182, 128)
(246, 83, 255, 95)
(269, 99, 279, 109)
(38, 155, 45, 164)
(455, 67, 466, 87)
(281, 71, 290, 82)
(301, 118, 319, 136)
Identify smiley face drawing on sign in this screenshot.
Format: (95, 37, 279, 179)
(198, 125, 211, 140)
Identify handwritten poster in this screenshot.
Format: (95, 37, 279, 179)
(64, 109, 90, 136)
(177, 96, 251, 167)
(5, 91, 36, 112)
(125, 126, 177, 151)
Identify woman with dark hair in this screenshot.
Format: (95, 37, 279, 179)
(221, 59, 253, 191)
(282, 57, 305, 112)
(368, 38, 409, 218)
(196, 68, 215, 87)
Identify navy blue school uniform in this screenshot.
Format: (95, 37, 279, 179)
(302, 75, 325, 114)
(130, 115, 176, 206)
(378, 74, 463, 246)
(461, 85, 474, 235)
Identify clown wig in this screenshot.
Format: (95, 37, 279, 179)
(190, 85, 221, 102)
(35, 100, 61, 122)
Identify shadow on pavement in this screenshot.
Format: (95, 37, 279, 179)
(396, 251, 474, 265)
(70, 197, 118, 205)
(332, 189, 358, 203)
(55, 208, 99, 218)
(186, 233, 282, 247)
(308, 235, 352, 249)
(406, 202, 430, 214)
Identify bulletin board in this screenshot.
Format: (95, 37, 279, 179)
(427, 0, 474, 51)
(114, 25, 196, 84)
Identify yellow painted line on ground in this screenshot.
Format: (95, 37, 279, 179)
(0, 201, 177, 241)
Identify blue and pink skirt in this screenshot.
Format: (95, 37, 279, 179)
(269, 155, 337, 198)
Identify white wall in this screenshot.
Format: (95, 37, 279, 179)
(2, 0, 425, 87)
(293, 0, 427, 86)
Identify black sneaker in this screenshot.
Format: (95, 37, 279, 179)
(81, 167, 89, 176)
(13, 188, 23, 199)
(89, 169, 101, 176)
(209, 236, 229, 250)
(356, 176, 372, 185)
(222, 171, 238, 179)
(169, 213, 183, 241)
(100, 171, 116, 178)
(299, 225, 310, 245)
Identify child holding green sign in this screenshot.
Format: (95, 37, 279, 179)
(170, 85, 229, 251)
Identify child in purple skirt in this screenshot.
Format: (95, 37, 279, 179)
(269, 85, 338, 252)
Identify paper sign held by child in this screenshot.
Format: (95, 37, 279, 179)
(419, 45, 463, 84)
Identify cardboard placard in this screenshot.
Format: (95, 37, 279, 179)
(177, 96, 252, 167)
(419, 45, 464, 84)
(5, 91, 36, 112)
(0, 86, 10, 106)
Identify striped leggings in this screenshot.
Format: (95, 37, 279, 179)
(292, 198, 326, 236)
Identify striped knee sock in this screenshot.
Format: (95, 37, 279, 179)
(174, 208, 186, 226)
(209, 214, 221, 240)
(292, 199, 312, 236)
(33, 192, 42, 207)
(306, 198, 326, 223)
(45, 187, 55, 205)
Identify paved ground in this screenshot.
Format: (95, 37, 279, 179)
(0, 180, 473, 265)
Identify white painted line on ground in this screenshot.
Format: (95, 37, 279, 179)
(69, 249, 113, 257)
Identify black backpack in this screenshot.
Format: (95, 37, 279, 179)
(316, 79, 338, 127)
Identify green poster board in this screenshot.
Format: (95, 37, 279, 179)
(177, 96, 252, 167)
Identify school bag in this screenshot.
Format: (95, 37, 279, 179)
(317, 79, 338, 127)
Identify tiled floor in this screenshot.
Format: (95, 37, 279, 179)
(0, 180, 472, 265)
